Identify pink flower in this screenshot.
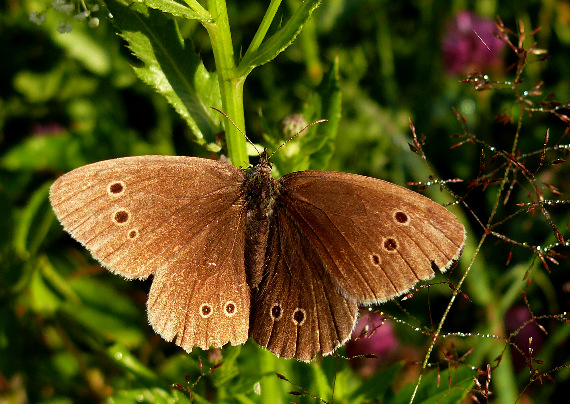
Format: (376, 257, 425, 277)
(504, 305, 545, 372)
(442, 11, 505, 75)
(345, 313, 400, 377)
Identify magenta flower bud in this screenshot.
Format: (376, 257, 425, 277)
(442, 11, 505, 75)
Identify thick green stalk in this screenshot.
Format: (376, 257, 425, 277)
(204, 0, 249, 167)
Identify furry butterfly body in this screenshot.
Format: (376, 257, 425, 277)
(50, 153, 465, 361)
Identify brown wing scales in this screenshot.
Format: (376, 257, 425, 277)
(50, 156, 251, 351)
(279, 171, 466, 304)
(250, 208, 358, 361)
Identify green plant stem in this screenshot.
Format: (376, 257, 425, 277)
(182, 0, 212, 22)
(376, 9, 398, 106)
(243, 0, 283, 60)
(204, 0, 249, 167)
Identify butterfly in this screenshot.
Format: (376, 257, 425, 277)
(50, 151, 465, 361)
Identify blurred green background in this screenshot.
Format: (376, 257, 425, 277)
(1, 0, 569, 403)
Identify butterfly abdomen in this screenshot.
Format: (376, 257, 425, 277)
(243, 159, 281, 288)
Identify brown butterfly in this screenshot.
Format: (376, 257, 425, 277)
(50, 151, 465, 361)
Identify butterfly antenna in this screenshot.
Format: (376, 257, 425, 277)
(210, 107, 260, 155)
(268, 118, 328, 160)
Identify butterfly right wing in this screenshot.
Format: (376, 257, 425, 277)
(50, 156, 250, 351)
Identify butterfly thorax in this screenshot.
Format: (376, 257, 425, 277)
(242, 152, 280, 288)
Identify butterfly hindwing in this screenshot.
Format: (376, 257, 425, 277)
(147, 202, 250, 351)
(250, 204, 359, 361)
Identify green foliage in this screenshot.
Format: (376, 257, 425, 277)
(1, 0, 569, 403)
(105, 0, 223, 148)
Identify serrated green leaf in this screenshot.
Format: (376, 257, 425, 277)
(105, 0, 222, 146)
(237, 0, 322, 77)
(142, 0, 211, 21)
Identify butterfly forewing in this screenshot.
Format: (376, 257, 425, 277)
(50, 156, 251, 351)
(278, 171, 466, 304)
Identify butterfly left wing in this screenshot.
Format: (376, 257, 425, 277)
(50, 156, 251, 352)
(277, 171, 466, 304)
(249, 206, 359, 361)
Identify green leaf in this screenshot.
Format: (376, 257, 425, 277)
(1, 133, 87, 172)
(142, 0, 211, 21)
(14, 182, 54, 257)
(13, 68, 65, 103)
(105, 0, 222, 147)
(0, 183, 15, 254)
(60, 277, 145, 348)
(110, 388, 190, 404)
(53, 28, 112, 76)
(29, 258, 63, 315)
(237, 0, 322, 77)
(212, 344, 241, 386)
(107, 343, 163, 383)
(304, 56, 342, 170)
(270, 59, 341, 174)
(311, 360, 332, 401)
(13, 64, 99, 103)
(349, 362, 403, 402)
